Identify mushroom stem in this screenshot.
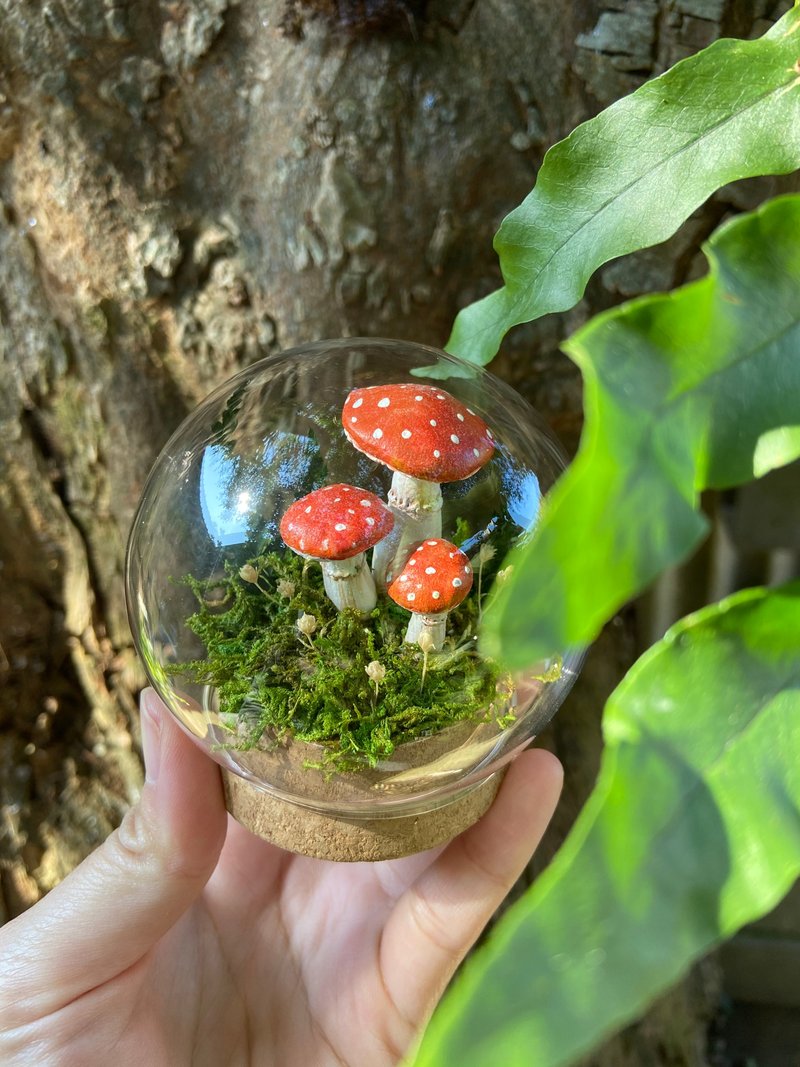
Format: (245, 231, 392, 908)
(321, 553, 376, 617)
(372, 473, 443, 589)
(405, 611, 447, 650)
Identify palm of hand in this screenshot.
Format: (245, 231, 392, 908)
(143, 828, 447, 1067)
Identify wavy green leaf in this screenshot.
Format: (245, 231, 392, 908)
(412, 583, 800, 1067)
(753, 424, 800, 477)
(482, 194, 800, 668)
(446, 6, 800, 368)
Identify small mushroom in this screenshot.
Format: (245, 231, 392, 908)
(342, 383, 494, 589)
(280, 484, 393, 617)
(387, 538, 474, 649)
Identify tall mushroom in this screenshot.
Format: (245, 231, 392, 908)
(279, 484, 393, 617)
(387, 538, 473, 649)
(342, 383, 494, 589)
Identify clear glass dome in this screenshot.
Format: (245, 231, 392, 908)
(125, 338, 582, 818)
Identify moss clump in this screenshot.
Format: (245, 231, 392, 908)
(172, 551, 510, 773)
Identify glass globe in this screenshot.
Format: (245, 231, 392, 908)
(125, 338, 582, 827)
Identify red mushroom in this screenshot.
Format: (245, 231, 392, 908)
(280, 484, 393, 617)
(387, 538, 474, 649)
(342, 383, 494, 588)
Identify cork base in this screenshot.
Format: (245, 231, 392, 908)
(222, 769, 503, 861)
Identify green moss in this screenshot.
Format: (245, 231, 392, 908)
(171, 551, 510, 774)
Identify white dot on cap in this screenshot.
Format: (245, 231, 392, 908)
(304, 505, 312, 513)
(425, 566, 436, 574)
(378, 397, 390, 408)
(433, 449, 441, 458)
(366, 517, 375, 526)
(351, 417, 358, 423)
(436, 394, 445, 399)
(457, 413, 465, 422)
(432, 590, 441, 600)
(415, 395, 423, 401)
(427, 540, 437, 546)
(410, 558, 418, 565)
(323, 538, 330, 549)
(401, 429, 412, 439)
(464, 565, 470, 572)
(400, 574, 408, 582)
(360, 499, 370, 507)
(430, 419, 437, 427)
(342, 487, 351, 492)
(299, 539, 305, 550)
(335, 523, 346, 532)
(334, 497, 341, 502)
(473, 448, 480, 457)
(353, 398, 363, 408)
(373, 428, 383, 439)
(452, 577, 462, 587)
(348, 508, 355, 514)
(407, 592, 416, 602)
(451, 434, 460, 444)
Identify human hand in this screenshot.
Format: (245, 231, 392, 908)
(0, 690, 562, 1067)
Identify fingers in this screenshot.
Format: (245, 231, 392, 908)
(379, 748, 563, 1042)
(0, 690, 227, 1024)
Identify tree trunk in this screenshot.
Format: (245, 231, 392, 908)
(0, 0, 789, 1059)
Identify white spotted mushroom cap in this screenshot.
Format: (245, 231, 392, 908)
(280, 484, 394, 560)
(342, 383, 494, 483)
(387, 538, 473, 614)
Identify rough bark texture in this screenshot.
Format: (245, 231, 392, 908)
(0, 0, 792, 1060)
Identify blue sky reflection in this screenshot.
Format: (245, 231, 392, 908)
(199, 432, 319, 547)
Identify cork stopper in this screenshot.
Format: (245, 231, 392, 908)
(222, 769, 503, 862)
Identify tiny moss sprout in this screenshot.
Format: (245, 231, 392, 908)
(238, 563, 272, 601)
(296, 611, 318, 649)
(418, 631, 435, 689)
(365, 660, 386, 701)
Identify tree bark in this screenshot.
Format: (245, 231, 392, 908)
(0, 0, 792, 1061)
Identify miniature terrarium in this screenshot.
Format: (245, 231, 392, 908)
(125, 338, 582, 860)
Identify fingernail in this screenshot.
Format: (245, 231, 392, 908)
(140, 688, 163, 784)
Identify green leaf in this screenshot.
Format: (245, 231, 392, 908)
(446, 7, 800, 369)
(482, 194, 800, 668)
(412, 583, 800, 1067)
(753, 424, 800, 477)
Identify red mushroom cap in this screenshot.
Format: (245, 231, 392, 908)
(387, 538, 473, 614)
(342, 384, 494, 483)
(280, 484, 393, 560)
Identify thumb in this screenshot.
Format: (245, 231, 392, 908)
(0, 689, 227, 1023)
